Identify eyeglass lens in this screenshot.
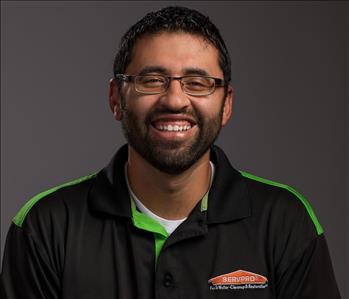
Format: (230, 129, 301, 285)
(135, 75, 215, 95)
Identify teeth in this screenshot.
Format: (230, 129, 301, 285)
(156, 124, 192, 132)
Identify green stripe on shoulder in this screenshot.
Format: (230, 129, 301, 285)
(13, 173, 98, 228)
(240, 171, 324, 235)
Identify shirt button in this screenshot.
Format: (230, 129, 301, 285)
(163, 273, 174, 287)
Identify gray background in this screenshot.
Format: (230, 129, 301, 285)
(1, 1, 348, 297)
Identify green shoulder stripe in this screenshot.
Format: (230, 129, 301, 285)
(13, 173, 98, 228)
(240, 171, 324, 235)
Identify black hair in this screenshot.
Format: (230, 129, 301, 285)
(113, 6, 231, 92)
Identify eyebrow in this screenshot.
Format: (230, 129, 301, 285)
(138, 66, 169, 76)
(183, 68, 209, 77)
(137, 66, 210, 77)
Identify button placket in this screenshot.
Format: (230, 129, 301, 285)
(163, 272, 174, 288)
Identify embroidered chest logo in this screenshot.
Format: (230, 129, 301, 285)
(208, 269, 268, 291)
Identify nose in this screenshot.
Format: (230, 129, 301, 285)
(158, 78, 191, 111)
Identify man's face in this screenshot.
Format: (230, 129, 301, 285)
(111, 32, 233, 174)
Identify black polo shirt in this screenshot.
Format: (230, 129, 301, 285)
(1, 145, 341, 299)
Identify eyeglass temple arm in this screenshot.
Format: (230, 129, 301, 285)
(114, 74, 132, 82)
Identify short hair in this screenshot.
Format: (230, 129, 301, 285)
(113, 6, 231, 91)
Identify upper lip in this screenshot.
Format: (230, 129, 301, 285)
(151, 114, 197, 125)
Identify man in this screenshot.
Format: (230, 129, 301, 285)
(1, 6, 341, 299)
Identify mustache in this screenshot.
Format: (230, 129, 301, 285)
(145, 107, 202, 125)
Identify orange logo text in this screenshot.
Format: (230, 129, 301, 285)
(209, 270, 268, 286)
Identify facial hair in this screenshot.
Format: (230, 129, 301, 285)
(120, 102, 224, 175)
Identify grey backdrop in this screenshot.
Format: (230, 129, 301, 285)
(1, 1, 348, 297)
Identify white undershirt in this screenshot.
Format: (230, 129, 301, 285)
(125, 161, 215, 235)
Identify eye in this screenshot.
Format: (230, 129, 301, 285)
(138, 75, 166, 86)
(184, 77, 212, 90)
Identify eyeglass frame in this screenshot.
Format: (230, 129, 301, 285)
(114, 74, 228, 96)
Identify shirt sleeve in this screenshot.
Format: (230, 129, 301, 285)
(1, 223, 61, 299)
(275, 233, 341, 298)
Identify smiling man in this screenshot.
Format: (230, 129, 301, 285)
(1, 6, 341, 299)
(111, 31, 232, 222)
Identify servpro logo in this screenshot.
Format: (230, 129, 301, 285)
(208, 270, 268, 291)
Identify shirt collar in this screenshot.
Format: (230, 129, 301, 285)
(206, 145, 251, 223)
(88, 144, 251, 223)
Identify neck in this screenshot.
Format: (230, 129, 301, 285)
(126, 146, 212, 220)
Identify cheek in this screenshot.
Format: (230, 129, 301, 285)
(123, 87, 145, 110)
(124, 93, 157, 120)
(192, 98, 224, 120)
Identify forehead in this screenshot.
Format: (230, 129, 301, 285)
(126, 32, 222, 77)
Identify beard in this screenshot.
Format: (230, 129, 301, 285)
(120, 103, 224, 175)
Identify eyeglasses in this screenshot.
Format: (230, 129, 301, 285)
(115, 74, 227, 96)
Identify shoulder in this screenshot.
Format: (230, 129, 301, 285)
(240, 171, 323, 236)
(239, 171, 326, 271)
(12, 173, 98, 231)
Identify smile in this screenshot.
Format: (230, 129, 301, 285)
(155, 124, 192, 132)
(151, 115, 197, 135)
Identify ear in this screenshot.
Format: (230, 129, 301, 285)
(109, 78, 123, 121)
(221, 84, 234, 126)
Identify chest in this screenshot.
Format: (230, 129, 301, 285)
(60, 218, 277, 299)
